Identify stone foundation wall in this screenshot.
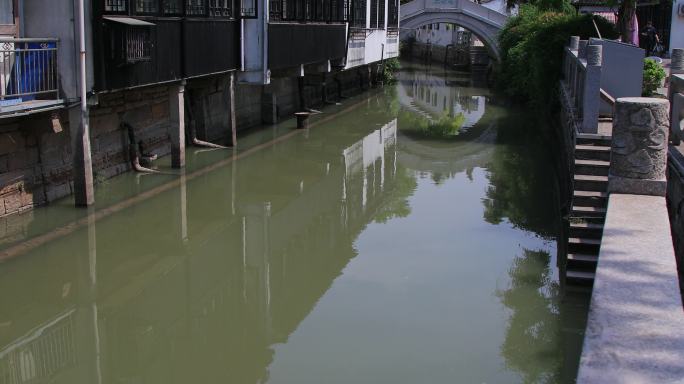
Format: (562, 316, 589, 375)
(0, 64, 378, 217)
(408, 42, 470, 66)
(666, 149, 684, 282)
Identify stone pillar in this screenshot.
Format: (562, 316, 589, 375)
(68, 105, 95, 206)
(609, 97, 670, 196)
(578, 40, 588, 59)
(569, 36, 580, 51)
(671, 48, 684, 75)
(169, 82, 186, 168)
(581, 45, 603, 133)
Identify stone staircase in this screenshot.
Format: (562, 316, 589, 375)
(565, 133, 612, 287)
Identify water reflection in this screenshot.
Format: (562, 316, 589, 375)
(0, 62, 586, 384)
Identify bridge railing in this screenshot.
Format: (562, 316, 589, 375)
(400, 0, 508, 27)
(562, 37, 603, 133)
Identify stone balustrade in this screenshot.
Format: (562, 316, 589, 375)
(562, 36, 602, 133)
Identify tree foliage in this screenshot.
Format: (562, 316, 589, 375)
(498, 5, 618, 111)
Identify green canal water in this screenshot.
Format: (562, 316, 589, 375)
(0, 62, 587, 383)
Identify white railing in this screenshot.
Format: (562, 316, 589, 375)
(0, 38, 59, 104)
(400, 0, 508, 27)
(562, 38, 602, 134)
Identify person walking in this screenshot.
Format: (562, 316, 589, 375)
(641, 21, 660, 56)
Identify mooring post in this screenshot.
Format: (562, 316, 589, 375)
(298, 76, 306, 111)
(608, 97, 670, 196)
(169, 81, 186, 168)
(581, 44, 602, 133)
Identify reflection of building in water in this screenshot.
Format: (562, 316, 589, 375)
(0, 310, 76, 384)
(343, 121, 398, 209)
(400, 71, 487, 129)
(0, 116, 405, 384)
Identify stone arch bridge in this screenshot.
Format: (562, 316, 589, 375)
(400, 0, 509, 61)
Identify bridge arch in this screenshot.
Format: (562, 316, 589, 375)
(400, 0, 508, 61)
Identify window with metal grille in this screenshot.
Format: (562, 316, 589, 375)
(210, 0, 233, 17)
(136, 0, 159, 13)
(269, 0, 282, 20)
(377, 0, 384, 28)
(387, 0, 398, 27)
(369, 0, 378, 28)
(105, 0, 127, 12)
(241, 0, 257, 17)
(125, 27, 152, 63)
(351, 0, 365, 27)
(108, 25, 151, 64)
(163, 0, 183, 13)
(186, 0, 206, 15)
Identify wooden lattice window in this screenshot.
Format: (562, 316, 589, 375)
(105, 0, 127, 12)
(163, 0, 183, 14)
(209, 0, 233, 17)
(136, 0, 159, 13)
(186, 0, 206, 15)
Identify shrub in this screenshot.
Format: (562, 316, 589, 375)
(498, 5, 618, 112)
(380, 57, 401, 83)
(642, 58, 666, 96)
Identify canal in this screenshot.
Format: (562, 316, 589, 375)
(0, 62, 587, 383)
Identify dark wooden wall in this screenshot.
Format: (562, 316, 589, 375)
(268, 23, 347, 70)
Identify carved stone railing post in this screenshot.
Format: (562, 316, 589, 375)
(609, 97, 670, 196)
(581, 45, 602, 133)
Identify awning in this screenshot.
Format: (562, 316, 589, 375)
(103, 17, 156, 26)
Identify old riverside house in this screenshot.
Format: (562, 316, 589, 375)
(0, 0, 398, 216)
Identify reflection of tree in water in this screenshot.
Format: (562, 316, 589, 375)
(481, 111, 558, 239)
(374, 163, 418, 223)
(398, 110, 467, 139)
(497, 248, 562, 384)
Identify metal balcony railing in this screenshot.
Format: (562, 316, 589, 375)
(0, 38, 60, 105)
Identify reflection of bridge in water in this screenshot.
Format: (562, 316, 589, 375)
(0, 108, 406, 384)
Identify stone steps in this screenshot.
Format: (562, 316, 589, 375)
(569, 221, 604, 239)
(565, 133, 611, 288)
(568, 236, 601, 254)
(566, 270, 596, 286)
(575, 144, 611, 161)
(567, 253, 599, 271)
(571, 204, 607, 218)
(573, 174, 608, 192)
(572, 190, 608, 207)
(574, 159, 610, 176)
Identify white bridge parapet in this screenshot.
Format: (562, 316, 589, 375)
(399, 0, 508, 60)
(400, 0, 508, 28)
